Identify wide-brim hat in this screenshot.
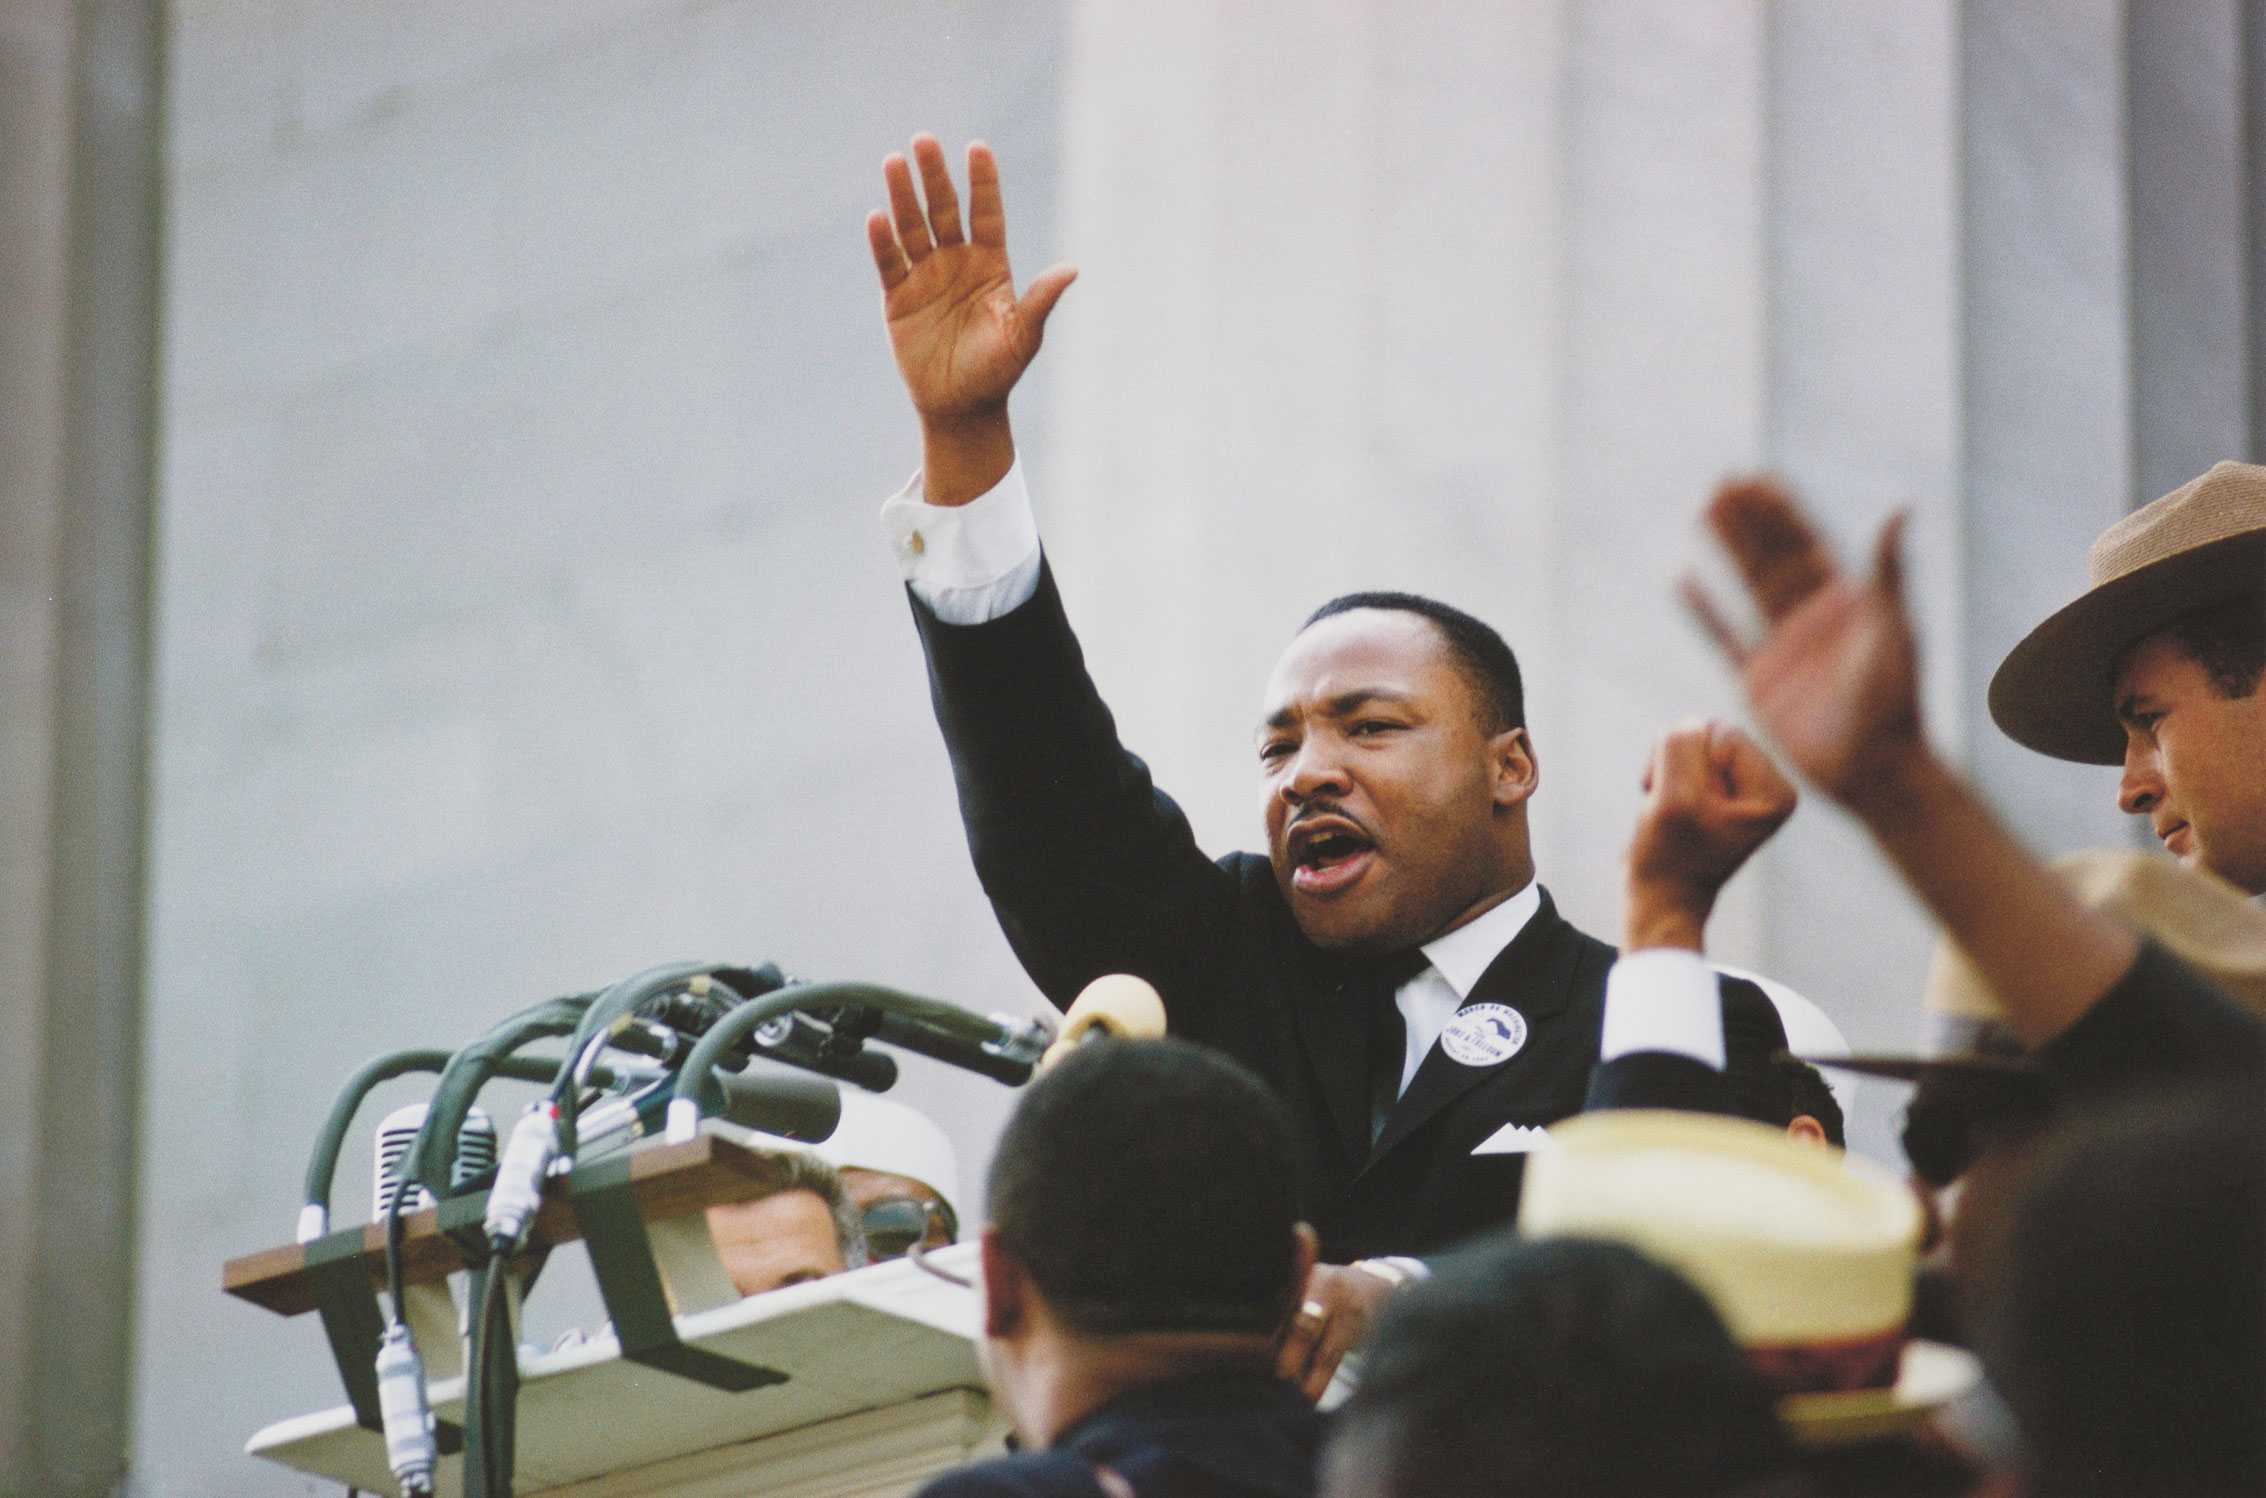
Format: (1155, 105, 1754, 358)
(1989, 459, 2266, 764)
(1519, 1110, 1979, 1446)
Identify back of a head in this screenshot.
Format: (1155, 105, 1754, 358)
(1323, 1235, 1792, 1498)
(1776, 1058, 1845, 1147)
(987, 1037, 1302, 1337)
(1978, 1082, 2266, 1498)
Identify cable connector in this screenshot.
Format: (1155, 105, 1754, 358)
(484, 1104, 559, 1254)
(375, 1322, 438, 1495)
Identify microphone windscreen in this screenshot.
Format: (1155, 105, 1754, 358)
(1039, 974, 1166, 1071)
(709, 1059, 843, 1143)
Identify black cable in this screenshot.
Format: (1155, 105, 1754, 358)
(380, 998, 591, 1334)
(464, 1244, 516, 1497)
(385, 1175, 411, 1328)
(488, 1252, 516, 1493)
(463, 1260, 487, 1495)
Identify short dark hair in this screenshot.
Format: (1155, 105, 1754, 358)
(1301, 591, 1525, 733)
(1974, 1083, 2265, 1498)
(987, 1038, 1302, 1337)
(2164, 592, 2266, 698)
(1758, 1056, 1845, 1148)
(1327, 1236, 1792, 1498)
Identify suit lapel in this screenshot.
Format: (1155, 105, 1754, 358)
(1366, 890, 1583, 1166)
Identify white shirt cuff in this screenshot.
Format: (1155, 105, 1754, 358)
(1599, 947, 1725, 1070)
(879, 460, 1044, 625)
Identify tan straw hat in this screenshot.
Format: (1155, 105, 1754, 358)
(1519, 1109, 1976, 1446)
(1814, 849, 2266, 1086)
(1926, 847, 2266, 1026)
(1989, 460, 2266, 764)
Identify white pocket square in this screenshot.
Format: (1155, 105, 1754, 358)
(1471, 1123, 1555, 1156)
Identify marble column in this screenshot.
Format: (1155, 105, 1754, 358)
(1759, 0, 1962, 1143)
(0, 1, 161, 1493)
(1959, 0, 2133, 847)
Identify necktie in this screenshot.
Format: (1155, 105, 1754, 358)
(1354, 949, 1432, 1148)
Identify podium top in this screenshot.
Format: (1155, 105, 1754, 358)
(248, 1241, 996, 1497)
(223, 1131, 798, 1316)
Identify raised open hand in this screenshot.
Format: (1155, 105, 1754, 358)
(867, 136, 1077, 431)
(1685, 478, 1924, 812)
(1623, 719, 1798, 950)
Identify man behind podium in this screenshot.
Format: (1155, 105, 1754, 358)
(863, 134, 1789, 1388)
(917, 1037, 1323, 1498)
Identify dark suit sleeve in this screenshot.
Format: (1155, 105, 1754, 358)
(2034, 938, 2266, 1095)
(914, 1454, 1112, 1498)
(1585, 1050, 1733, 1113)
(1582, 973, 1788, 1121)
(911, 560, 1239, 1018)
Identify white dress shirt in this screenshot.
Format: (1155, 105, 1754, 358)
(1396, 884, 1542, 1092)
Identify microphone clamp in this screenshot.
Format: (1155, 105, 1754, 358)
(484, 1104, 560, 1254)
(375, 1323, 439, 1495)
(981, 1014, 1057, 1067)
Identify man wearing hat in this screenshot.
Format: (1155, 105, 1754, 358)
(1685, 475, 2266, 1088)
(1990, 460, 2266, 899)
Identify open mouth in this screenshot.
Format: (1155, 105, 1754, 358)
(1289, 821, 1378, 897)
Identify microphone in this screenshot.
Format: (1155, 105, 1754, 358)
(576, 1057, 843, 1158)
(856, 1003, 1056, 1086)
(583, 968, 899, 1093)
(745, 1009, 900, 1092)
(372, 1103, 497, 1220)
(695, 1060, 843, 1142)
(1038, 974, 1167, 1071)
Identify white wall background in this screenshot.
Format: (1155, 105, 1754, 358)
(141, 2, 2239, 1492)
(150, 3, 1069, 1491)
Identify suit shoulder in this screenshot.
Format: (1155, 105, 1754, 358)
(914, 1452, 1104, 1498)
(1553, 913, 1619, 996)
(1222, 848, 1276, 888)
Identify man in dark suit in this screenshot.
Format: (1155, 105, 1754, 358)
(863, 135, 1789, 1395)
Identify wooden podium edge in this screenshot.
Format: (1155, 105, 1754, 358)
(222, 1131, 798, 1317)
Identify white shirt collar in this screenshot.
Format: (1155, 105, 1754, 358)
(1418, 883, 1542, 1000)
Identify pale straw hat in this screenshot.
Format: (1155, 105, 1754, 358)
(1520, 1109, 1977, 1446)
(1925, 848, 2266, 1031)
(1989, 459, 2266, 764)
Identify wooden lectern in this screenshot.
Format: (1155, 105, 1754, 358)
(224, 1123, 1003, 1496)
